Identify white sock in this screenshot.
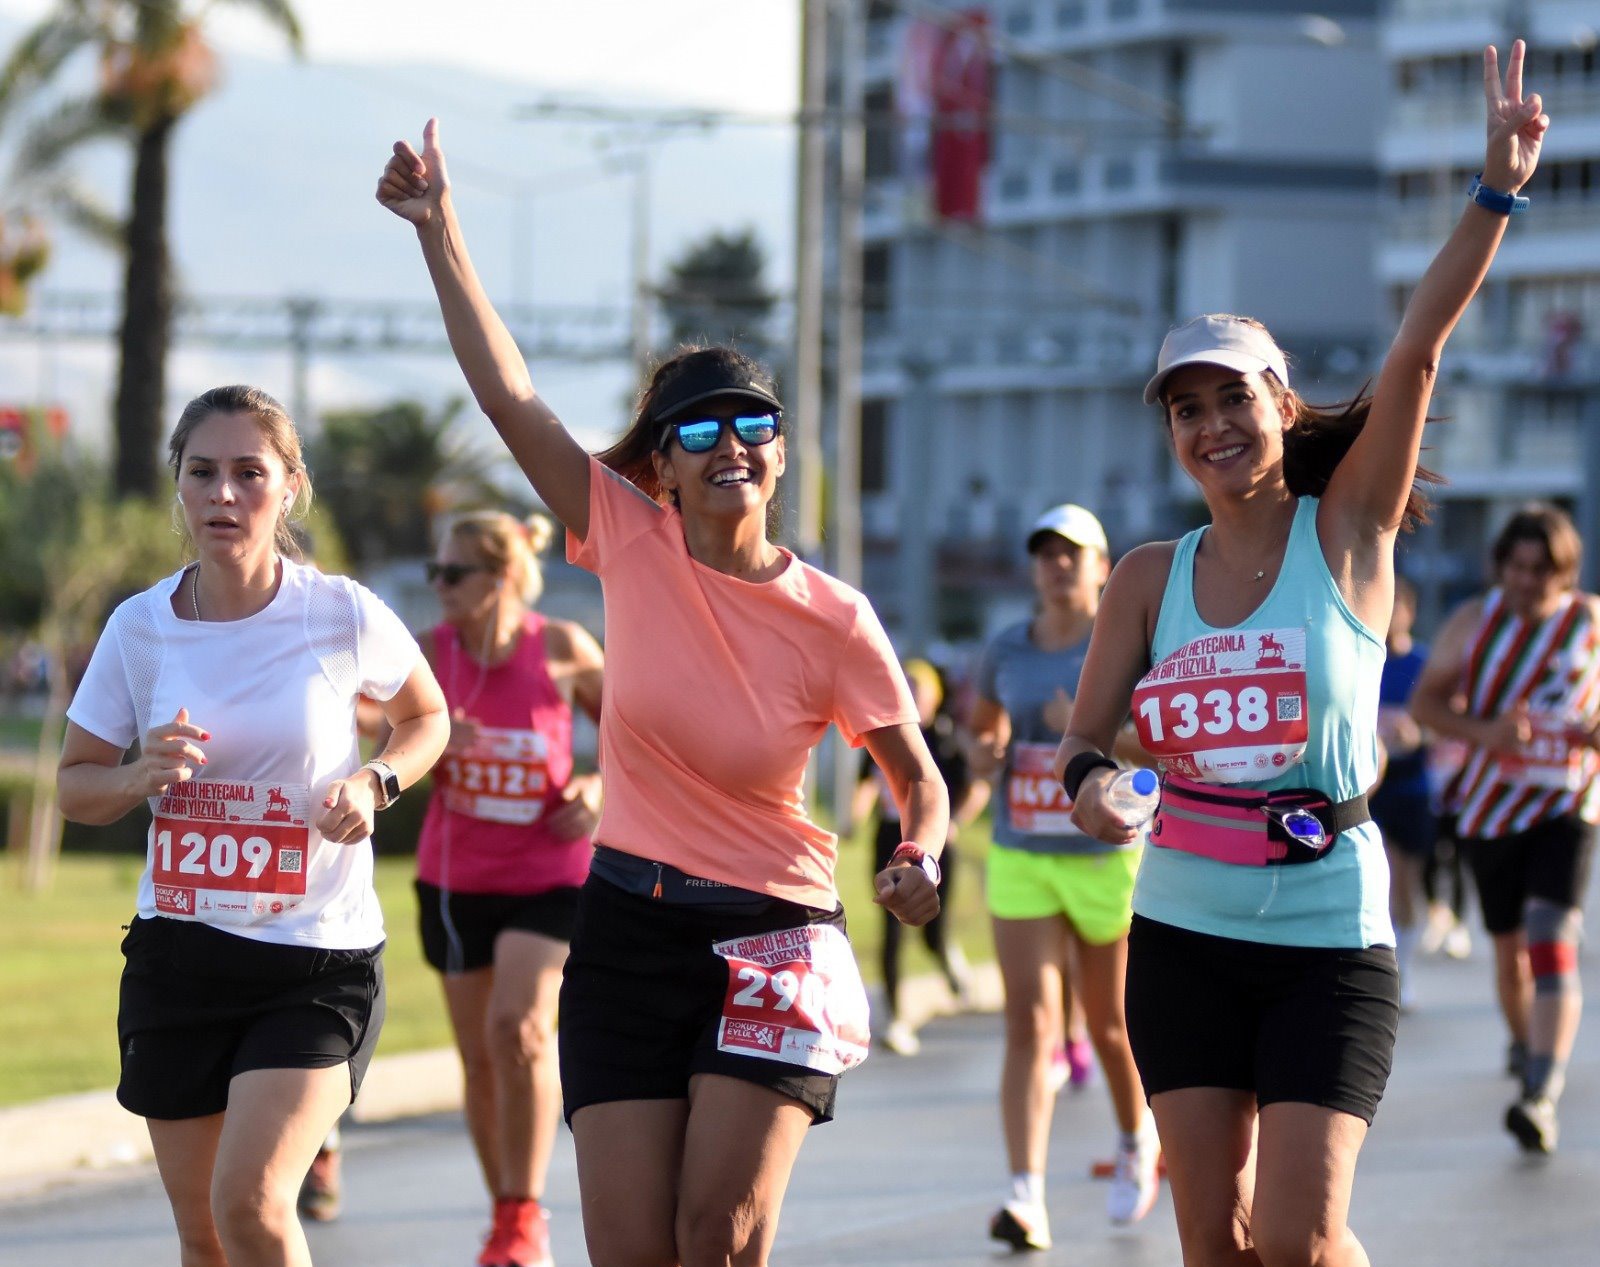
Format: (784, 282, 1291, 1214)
(1010, 1172, 1044, 1207)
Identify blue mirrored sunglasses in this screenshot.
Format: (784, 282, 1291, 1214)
(660, 413, 781, 454)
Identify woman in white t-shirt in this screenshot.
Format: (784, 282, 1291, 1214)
(59, 385, 449, 1267)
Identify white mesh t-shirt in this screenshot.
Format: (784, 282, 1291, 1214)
(68, 558, 422, 949)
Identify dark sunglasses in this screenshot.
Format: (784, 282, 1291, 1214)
(659, 413, 781, 455)
(425, 562, 491, 586)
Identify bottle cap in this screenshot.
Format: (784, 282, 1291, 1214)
(1130, 768, 1159, 796)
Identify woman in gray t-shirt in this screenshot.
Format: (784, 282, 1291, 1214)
(970, 505, 1157, 1250)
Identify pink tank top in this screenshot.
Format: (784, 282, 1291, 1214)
(416, 612, 590, 894)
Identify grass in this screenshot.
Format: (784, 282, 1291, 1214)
(1, 818, 995, 1107)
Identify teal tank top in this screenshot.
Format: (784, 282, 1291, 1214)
(1131, 497, 1394, 949)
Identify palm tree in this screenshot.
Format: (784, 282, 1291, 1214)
(311, 398, 508, 568)
(0, 2, 304, 499)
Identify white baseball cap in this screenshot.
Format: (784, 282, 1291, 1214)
(1142, 314, 1290, 406)
(1027, 504, 1108, 555)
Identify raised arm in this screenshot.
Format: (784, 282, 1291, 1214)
(377, 119, 591, 537)
(1324, 42, 1547, 539)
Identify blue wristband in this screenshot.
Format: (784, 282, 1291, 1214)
(1467, 173, 1529, 215)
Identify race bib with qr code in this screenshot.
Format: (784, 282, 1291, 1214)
(1131, 627, 1310, 785)
(712, 923, 871, 1076)
(150, 780, 311, 922)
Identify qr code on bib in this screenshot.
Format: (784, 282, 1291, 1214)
(279, 849, 303, 874)
(1275, 695, 1303, 723)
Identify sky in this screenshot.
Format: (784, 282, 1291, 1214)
(0, 1, 800, 113)
(0, 0, 804, 461)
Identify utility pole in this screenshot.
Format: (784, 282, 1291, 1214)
(831, 0, 868, 824)
(899, 350, 938, 654)
(833, 0, 866, 593)
(790, 0, 828, 560)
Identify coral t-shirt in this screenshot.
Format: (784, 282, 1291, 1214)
(568, 458, 915, 909)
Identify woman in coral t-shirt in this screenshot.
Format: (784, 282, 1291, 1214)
(380, 121, 949, 1267)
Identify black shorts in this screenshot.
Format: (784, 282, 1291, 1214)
(117, 916, 384, 1121)
(1461, 814, 1597, 935)
(1124, 915, 1399, 1125)
(1371, 786, 1436, 859)
(558, 872, 849, 1127)
(415, 879, 581, 974)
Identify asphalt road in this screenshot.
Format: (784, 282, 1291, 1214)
(3, 925, 1596, 1266)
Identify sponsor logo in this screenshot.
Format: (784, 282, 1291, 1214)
(722, 1018, 783, 1054)
(154, 884, 193, 914)
(270, 901, 284, 914)
(1272, 752, 1288, 768)
(1255, 754, 1270, 768)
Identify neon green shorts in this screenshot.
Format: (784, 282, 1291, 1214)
(986, 843, 1141, 945)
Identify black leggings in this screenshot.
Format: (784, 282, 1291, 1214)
(873, 821, 958, 1018)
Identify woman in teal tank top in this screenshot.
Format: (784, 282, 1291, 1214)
(1055, 43, 1547, 1267)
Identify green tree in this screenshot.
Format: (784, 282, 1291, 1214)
(310, 398, 505, 569)
(0, 1, 304, 500)
(658, 228, 776, 357)
(0, 458, 174, 888)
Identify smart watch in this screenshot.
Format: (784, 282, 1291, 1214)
(1467, 172, 1529, 216)
(889, 842, 942, 887)
(362, 760, 401, 810)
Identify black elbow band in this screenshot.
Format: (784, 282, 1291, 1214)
(1062, 752, 1119, 801)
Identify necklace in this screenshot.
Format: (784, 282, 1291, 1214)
(190, 567, 203, 621)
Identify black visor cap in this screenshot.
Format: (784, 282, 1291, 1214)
(649, 359, 783, 426)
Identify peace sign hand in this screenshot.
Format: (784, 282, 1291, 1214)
(1482, 41, 1548, 194)
(377, 117, 450, 227)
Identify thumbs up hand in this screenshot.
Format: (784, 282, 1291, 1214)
(377, 117, 450, 227)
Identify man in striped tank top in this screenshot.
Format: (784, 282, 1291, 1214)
(1412, 504, 1599, 1153)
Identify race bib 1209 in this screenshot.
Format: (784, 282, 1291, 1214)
(150, 780, 310, 920)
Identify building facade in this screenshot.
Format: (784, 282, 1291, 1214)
(1380, 0, 1600, 620)
(850, 0, 1385, 647)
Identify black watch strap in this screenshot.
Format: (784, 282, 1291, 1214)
(1061, 752, 1118, 801)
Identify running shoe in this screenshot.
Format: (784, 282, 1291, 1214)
(989, 1201, 1051, 1251)
(296, 1147, 341, 1223)
(1046, 1043, 1070, 1094)
(1505, 1096, 1559, 1155)
(1066, 1036, 1095, 1090)
(1442, 923, 1472, 960)
(881, 1020, 921, 1056)
(1107, 1116, 1161, 1226)
(478, 1198, 553, 1267)
(1420, 902, 1455, 955)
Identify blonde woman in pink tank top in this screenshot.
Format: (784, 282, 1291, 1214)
(416, 510, 604, 1267)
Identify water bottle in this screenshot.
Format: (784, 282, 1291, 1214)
(1102, 767, 1161, 827)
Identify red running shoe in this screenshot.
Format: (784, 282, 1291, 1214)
(478, 1197, 553, 1267)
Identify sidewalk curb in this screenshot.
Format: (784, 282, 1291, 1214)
(1, 963, 1001, 1199)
